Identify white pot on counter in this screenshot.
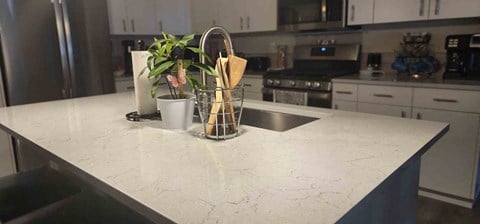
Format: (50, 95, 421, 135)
(156, 95, 195, 130)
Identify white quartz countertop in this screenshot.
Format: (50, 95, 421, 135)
(333, 74, 480, 91)
(0, 92, 447, 224)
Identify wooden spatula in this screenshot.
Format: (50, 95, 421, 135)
(227, 55, 247, 88)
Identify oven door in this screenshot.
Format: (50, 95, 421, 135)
(263, 87, 308, 106)
(307, 91, 331, 108)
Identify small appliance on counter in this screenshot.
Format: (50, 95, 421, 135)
(444, 34, 480, 80)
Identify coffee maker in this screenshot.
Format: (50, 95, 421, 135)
(444, 34, 480, 80)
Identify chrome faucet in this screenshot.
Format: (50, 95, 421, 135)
(199, 26, 234, 89)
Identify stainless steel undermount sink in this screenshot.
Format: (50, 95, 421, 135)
(194, 107, 318, 132)
(239, 108, 319, 132)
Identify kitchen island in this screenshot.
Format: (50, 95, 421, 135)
(0, 92, 447, 223)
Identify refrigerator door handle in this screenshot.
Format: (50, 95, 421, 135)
(60, 0, 75, 97)
(52, 0, 71, 98)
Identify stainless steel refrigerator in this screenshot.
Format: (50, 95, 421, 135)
(0, 0, 115, 176)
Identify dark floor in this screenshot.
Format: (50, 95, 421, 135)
(417, 196, 480, 224)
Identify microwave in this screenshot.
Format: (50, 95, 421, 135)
(278, 0, 346, 32)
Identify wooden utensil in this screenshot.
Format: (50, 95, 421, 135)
(205, 58, 225, 135)
(227, 55, 248, 88)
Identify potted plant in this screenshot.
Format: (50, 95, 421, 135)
(142, 33, 216, 130)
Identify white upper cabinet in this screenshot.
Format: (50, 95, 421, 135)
(191, 0, 218, 34)
(107, 0, 129, 35)
(191, 0, 277, 34)
(428, 0, 480, 20)
(374, 0, 429, 24)
(107, 0, 157, 35)
(126, 0, 157, 35)
(217, 0, 246, 33)
(347, 0, 374, 25)
(245, 0, 277, 32)
(155, 0, 191, 35)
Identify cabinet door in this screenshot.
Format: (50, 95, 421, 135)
(156, 0, 190, 35)
(217, 0, 245, 33)
(191, 0, 218, 34)
(126, 0, 157, 35)
(245, 0, 277, 32)
(429, 0, 480, 20)
(414, 108, 480, 199)
(107, 0, 129, 34)
(347, 0, 374, 25)
(358, 102, 411, 118)
(333, 100, 357, 112)
(374, 0, 429, 23)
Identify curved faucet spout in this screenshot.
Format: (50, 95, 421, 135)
(199, 26, 234, 88)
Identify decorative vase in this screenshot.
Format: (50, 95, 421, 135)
(156, 95, 195, 130)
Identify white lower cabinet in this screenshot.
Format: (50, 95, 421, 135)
(333, 81, 480, 207)
(241, 76, 263, 100)
(358, 102, 411, 118)
(414, 108, 480, 200)
(332, 100, 357, 112)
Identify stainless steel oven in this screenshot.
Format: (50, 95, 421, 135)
(262, 43, 360, 109)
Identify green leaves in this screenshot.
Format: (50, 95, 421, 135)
(145, 32, 217, 97)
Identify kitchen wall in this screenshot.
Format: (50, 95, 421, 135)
(231, 18, 480, 75)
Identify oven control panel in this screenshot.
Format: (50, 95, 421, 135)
(264, 79, 331, 91)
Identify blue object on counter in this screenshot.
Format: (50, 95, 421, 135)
(391, 57, 408, 73)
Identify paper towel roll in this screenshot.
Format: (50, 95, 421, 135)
(131, 51, 157, 115)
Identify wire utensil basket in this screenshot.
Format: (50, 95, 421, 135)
(195, 86, 244, 140)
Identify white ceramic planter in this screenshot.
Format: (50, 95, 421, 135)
(156, 95, 195, 130)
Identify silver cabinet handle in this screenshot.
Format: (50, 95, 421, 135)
(433, 98, 458, 103)
(401, 111, 406, 118)
(373, 93, 393, 98)
(131, 20, 135, 32)
(240, 17, 244, 30)
(419, 0, 425, 16)
(244, 83, 252, 87)
(127, 86, 135, 90)
(159, 21, 163, 32)
(334, 104, 339, 110)
(350, 5, 355, 21)
(122, 19, 127, 32)
(213, 19, 216, 26)
(335, 91, 352, 95)
(434, 0, 440, 15)
(416, 113, 422, 120)
(247, 16, 250, 29)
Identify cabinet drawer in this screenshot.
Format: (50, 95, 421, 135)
(358, 102, 411, 118)
(413, 88, 480, 113)
(358, 85, 413, 106)
(332, 100, 357, 112)
(333, 83, 358, 101)
(242, 77, 263, 92)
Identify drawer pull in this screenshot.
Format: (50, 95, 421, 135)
(416, 113, 422, 120)
(401, 111, 406, 118)
(433, 98, 458, 103)
(335, 91, 352, 95)
(373, 93, 393, 98)
(127, 86, 135, 90)
(244, 84, 253, 87)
